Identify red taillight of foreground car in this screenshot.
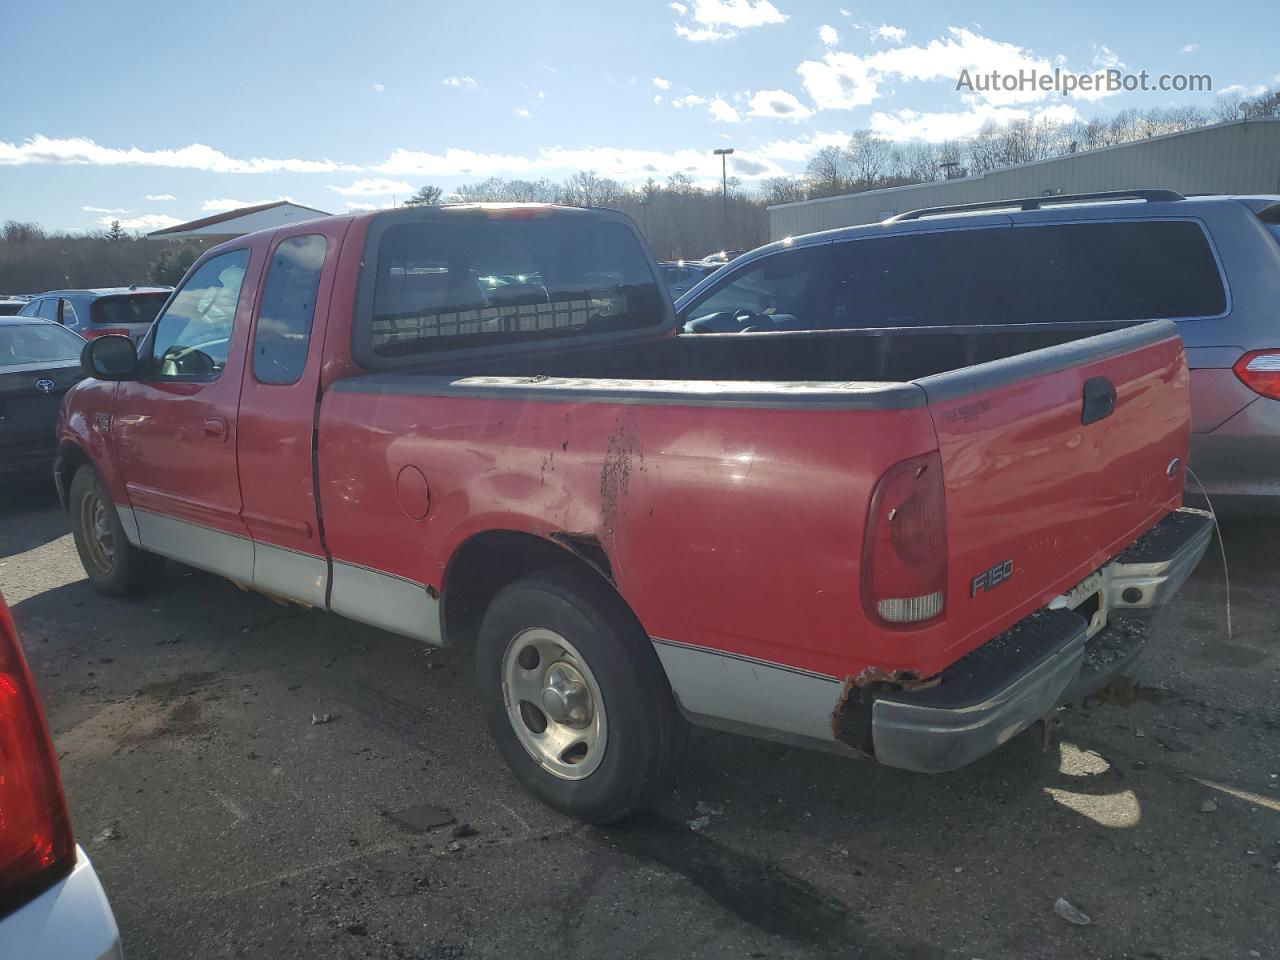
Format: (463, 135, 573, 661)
(0, 593, 75, 917)
(862, 452, 948, 626)
(1233, 349, 1280, 400)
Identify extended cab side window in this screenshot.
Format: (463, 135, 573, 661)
(145, 249, 250, 381)
(252, 235, 327, 385)
(681, 247, 826, 333)
(1004, 220, 1227, 324)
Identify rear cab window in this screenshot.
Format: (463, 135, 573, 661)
(356, 210, 665, 364)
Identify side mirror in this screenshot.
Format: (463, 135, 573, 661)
(82, 335, 139, 381)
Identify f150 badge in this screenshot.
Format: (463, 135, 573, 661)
(971, 559, 1014, 596)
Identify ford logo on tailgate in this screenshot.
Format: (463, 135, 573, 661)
(34, 378, 56, 393)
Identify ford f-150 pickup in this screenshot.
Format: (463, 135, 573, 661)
(55, 204, 1212, 822)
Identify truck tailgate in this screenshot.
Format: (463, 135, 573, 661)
(914, 320, 1189, 660)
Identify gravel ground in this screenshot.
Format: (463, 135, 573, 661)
(2, 481, 1277, 960)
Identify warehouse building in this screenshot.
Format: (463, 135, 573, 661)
(768, 117, 1280, 240)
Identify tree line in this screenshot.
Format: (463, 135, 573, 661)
(2, 86, 1275, 293)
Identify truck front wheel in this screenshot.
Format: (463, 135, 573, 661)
(69, 466, 163, 597)
(475, 569, 686, 823)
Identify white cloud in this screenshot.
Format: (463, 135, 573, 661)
(1092, 44, 1124, 69)
(371, 82, 385, 93)
(869, 102, 1081, 142)
(708, 97, 742, 122)
(1180, 43, 1199, 54)
(200, 197, 294, 213)
(799, 26, 1118, 110)
(143, 193, 176, 201)
(652, 76, 672, 90)
(514, 107, 531, 118)
(82, 205, 131, 214)
(675, 24, 735, 41)
(327, 177, 413, 197)
(442, 75, 477, 88)
(653, 94, 664, 103)
(690, 0, 786, 29)
(746, 89, 814, 120)
(838, 7, 851, 15)
(672, 94, 708, 108)
(673, 0, 786, 42)
(1221, 83, 1267, 97)
(754, 130, 851, 164)
(345, 201, 380, 211)
(876, 24, 906, 42)
(0, 135, 359, 174)
(818, 24, 839, 47)
(100, 213, 182, 231)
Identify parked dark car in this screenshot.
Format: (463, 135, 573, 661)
(657, 260, 716, 300)
(18, 286, 170, 342)
(0, 317, 85, 481)
(677, 189, 1280, 511)
(0, 298, 29, 316)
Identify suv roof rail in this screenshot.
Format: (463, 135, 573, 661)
(885, 189, 1186, 223)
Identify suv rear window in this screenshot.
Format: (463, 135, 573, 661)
(1005, 220, 1226, 323)
(364, 214, 663, 359)
(91, 293, 168, 328)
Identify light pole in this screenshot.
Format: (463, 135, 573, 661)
(713, 147, 734, 252)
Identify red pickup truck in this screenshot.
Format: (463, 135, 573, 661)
(56, 204, 1211, 822)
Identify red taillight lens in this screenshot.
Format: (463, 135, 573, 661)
(1233, 350, 1280, 400)
(862, 452, 947, 626)
(0, 593, 75, 916)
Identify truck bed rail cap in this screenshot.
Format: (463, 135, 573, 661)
(912, 319, 1180, 405)
(331, 374, 928, 411)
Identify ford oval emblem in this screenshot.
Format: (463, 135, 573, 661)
(35, 378, 56, 393)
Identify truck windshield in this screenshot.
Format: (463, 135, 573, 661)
(365, 214, 664, 358)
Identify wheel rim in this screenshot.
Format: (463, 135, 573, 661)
(501, 627, 607, 780)
(80, 491, 115, 574)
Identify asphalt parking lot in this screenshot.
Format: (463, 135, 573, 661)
(2, 481, 1277, 960)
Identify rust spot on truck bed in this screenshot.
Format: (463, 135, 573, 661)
(600, 417, 642, 535)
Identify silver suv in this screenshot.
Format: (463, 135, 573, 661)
(676, 190, 1280, 512)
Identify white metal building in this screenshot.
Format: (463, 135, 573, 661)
(148, 200, 331, 241)
(768, 118, 1280, 240)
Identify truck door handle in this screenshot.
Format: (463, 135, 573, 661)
(1081, 377, 1116, 425)
(203, 417, 229, 442)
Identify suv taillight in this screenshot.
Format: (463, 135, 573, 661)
(0, 594, 74, 916)
(862, 452, 947, 626)
(1233, 350, 1280, 400)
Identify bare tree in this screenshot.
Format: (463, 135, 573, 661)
(403, 185, 443, 206)
(804, 146, 851, 198)
(847, 130, 891, 189)
(760, 177, 809, 205)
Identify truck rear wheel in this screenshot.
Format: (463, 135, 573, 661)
(69, 466, 163, 597)
(475, 569, 686, 823)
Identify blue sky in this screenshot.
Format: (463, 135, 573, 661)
(3, 0, 1277, 233)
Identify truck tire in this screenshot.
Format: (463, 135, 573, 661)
(69, 465, 163, 597)
(475, 569, 687, 823)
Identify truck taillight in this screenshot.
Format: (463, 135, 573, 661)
(1233, 350, 1280, 400)
(0, 594, 75, 916)
(862, 452, 947, 626)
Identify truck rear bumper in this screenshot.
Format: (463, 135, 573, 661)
(870, 508, 1213, 773)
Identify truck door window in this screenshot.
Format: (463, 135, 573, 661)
(681, 248, 825, 333)
(146, 249, 250, 381)
(827, 228, 1006, 329)
(252, 234, 327, 385)
(1004, 220, 1227, 323)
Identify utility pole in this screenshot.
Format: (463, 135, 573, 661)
(713, 147, 734, 251)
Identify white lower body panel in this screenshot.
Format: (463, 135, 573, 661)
(0, 848, 122, 960)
